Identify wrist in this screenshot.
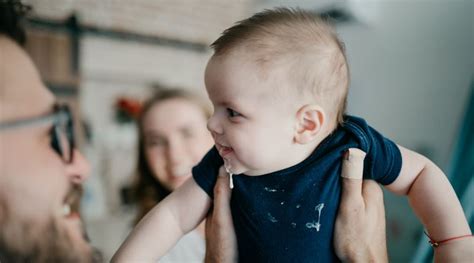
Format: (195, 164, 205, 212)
(433, 237, 474, 263)
(424, 231, 473, 248)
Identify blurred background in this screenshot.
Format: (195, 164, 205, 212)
(22, 0, 473, 262)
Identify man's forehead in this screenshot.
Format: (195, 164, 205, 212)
(0, 36, 54, 122)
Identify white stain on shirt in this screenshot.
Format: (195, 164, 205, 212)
(264, 187, 277, 192)
(267, 213, 278, 223)
(305, 203, 325, 232)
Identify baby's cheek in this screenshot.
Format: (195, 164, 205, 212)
(237, 149, 261, 169)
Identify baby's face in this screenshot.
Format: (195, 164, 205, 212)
(205, 51, 301, 176)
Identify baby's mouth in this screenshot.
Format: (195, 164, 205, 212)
(216, 143, 233, 157)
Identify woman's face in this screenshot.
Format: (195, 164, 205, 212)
(142, 98, 214, 191)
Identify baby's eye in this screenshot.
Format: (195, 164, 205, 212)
(226, 108, 242, 118)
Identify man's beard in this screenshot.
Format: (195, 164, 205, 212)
(0, 217, 94, 262)
(0, 185, 102, 262)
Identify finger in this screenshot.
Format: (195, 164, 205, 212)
(213, 166, 232, 214)
(341, 148, 366, 179)
(340, 148, 367, 209)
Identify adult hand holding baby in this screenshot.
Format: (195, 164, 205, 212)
(205, 166, 238, 263)
(205, 148, 388, 263)
(334, 148, 388, 262)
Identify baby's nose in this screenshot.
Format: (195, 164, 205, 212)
(207, 113, 223, 135)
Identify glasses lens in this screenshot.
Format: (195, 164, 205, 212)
(50, 125, 63, 159)
(50, 105, 75, 163)
(59, 120, 72, 162)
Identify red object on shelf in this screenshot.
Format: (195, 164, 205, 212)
(116, 97, 142, 119)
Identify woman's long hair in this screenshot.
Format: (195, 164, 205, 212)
(133, 88, 211, 224)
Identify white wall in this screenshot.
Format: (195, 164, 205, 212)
(337, 1, 473, 261)
(81, 36, 212, 91)
(340, 1, 473, 168)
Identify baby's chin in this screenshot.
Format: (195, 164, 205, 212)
(223, 157, 262, 176)
(228, 167, 245, 175)
(223, 159, 243, 175)
(226, 164, 260, 176)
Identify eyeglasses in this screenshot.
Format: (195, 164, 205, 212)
(0, 104, 76, 163)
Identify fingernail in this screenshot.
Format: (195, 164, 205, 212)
(347, 148, 366, 161)
(343, 150, 349, 160)
(341, 148, 366, 179)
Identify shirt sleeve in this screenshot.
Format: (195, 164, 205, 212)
(345, 117, 402, 185)
(192, 146, 223, 199)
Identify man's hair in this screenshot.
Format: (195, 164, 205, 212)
(0, 0, 30, 46)
(211, 7, 349, 126)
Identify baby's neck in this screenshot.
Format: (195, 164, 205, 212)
(298, 123, 338, 163)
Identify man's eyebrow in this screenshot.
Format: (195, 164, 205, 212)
(49, 103, 56, 112)
(39, 102, 56, 116)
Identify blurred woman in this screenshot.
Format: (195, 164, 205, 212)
(133, 88, 214, 262)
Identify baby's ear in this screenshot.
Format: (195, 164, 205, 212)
(293, 104, 326, 144)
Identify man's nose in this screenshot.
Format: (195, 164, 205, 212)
(66, 149, 91, 184)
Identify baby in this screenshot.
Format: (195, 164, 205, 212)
(114, 8, 472, 262)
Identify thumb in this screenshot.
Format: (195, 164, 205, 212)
(213, 166, 232, 210)
(340, 148, 366, 209)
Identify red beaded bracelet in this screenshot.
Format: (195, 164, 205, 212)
(424, 231, 473, 248)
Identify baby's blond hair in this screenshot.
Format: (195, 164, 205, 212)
(211, 7, 349, 126)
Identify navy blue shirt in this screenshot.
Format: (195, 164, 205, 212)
(193, 116, 402, 262)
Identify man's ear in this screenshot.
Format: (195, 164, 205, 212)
(294, 104, 326, 144)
